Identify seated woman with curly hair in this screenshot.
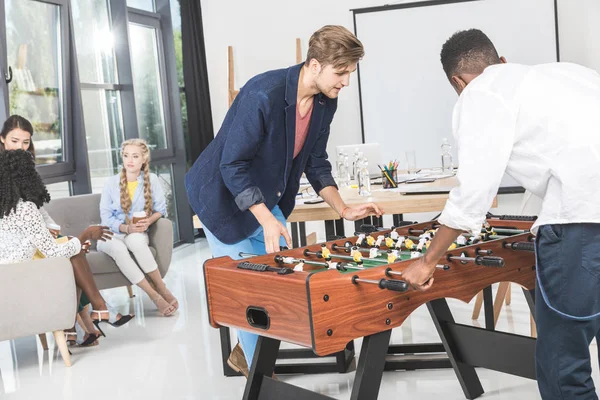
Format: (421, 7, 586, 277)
(0, 148, 133, 345)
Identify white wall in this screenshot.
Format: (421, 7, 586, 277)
(557, 0, 600, 71)
(201, 0, 402, 156)
(201, 0, 600, 158)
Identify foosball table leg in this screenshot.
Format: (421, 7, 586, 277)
(427, 299, 485, 400)
(483, 286, 495, 330)
(219, 326, 356, 376)
(335, 341, 355, 373)
(243, 336, 280, 400)
(349, 329, 393, 400)
(219, 327, 241, 376)
(244, 337, 334, 400)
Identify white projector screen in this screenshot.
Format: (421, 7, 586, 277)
(354, 0, 558, 179)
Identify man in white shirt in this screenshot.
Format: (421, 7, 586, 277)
(401, 29, 600, 399)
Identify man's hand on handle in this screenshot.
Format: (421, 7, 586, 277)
(342, 203, 384, 221)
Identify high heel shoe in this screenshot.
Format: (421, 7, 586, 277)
(65, 330, 77, 346)
(78, 333, 100, 347)
(91, 310, 134, 337)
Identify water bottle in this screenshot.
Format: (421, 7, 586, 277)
(441, 138, 453, 173)
(358, 160, 371, 196)
(341, 154, 351, 187)
(336, 150, 345, 180)
(351, 148, 360, 180)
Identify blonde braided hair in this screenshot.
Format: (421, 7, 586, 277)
(119, 139, 153, 223)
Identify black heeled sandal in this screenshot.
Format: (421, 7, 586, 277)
(78, 333, 100, 347)
(91, 310, 134, 337)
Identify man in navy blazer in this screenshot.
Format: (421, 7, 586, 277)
(186, 25, 382, 375)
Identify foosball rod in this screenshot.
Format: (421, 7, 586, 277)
(351, 275, 409, 292)
(331, 243, 412, 257)
(484, 228, 528, 235)
(385, 265, 449, 278)
(304, 249, 390, 264)
(356, 232, 422, 242)
(273, 255, 330, 268)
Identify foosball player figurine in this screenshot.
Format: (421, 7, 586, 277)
(320, 243, 332, 260)
(369, 247, 379, 259)
(387, 249, 398, 264)
(385, 237, 395, 248)
(351, 246, 363, 263)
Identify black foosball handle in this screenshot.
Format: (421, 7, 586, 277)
(378, 278, 409, 292)
(475, 256, 505, 267)
(331, 243, 347, 252)
(336, 262, 348, 271)
(303, 248, 323, 258)
(505, 242, 535, 252)
(326, 235, 346, 241)
(395, 220, 418, 227)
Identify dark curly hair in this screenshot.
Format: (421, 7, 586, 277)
(0, 115, 35, 157)
(0, 149, 49, 217)
(440, 29, 500, 80)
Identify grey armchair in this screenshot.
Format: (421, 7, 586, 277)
(44, 193, 173, 291)
(0, 258, 75, 366)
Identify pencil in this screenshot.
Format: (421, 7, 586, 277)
(378, 164, 397, 188)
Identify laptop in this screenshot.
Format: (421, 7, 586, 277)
(335, 143, 382, 177)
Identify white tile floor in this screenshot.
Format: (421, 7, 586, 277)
(0, 239, 598, 400)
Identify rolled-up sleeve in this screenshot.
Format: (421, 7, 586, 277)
(220, 91, 268, 211)
(305, 103, 338, 194)
(438, 89, 516, 235)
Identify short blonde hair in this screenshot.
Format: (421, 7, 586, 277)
(306, 25, 364, 69)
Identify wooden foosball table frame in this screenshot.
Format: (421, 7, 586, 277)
(204, 219, 538, 400)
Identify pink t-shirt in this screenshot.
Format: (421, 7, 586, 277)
(294, 102, 314, 158)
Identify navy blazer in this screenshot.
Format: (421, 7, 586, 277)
(185, 63, 338, 244)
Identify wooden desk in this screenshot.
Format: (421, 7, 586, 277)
(194, 177, 498, 247)
(289, 177, 458, 223)
(290, 177, 453, 247)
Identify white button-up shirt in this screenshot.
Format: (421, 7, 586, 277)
(439, 62, 600, 235)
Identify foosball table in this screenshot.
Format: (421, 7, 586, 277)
(204, 216, 538, 400)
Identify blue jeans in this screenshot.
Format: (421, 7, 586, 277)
(535, 224, 600, 399)
(203, 205, 287, 367)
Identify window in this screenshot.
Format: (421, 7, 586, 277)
(71, 0, 117, 84)
(127, 0, 155, 12)
(81, 89, 125, 193)
(170, 0, 190, 165)
(6, 0, 65, 166)
(46, 181, 71, 199)
(129, 22, 168, 151)
(150, 164, 179, 242)
(72, 0, 125, 193)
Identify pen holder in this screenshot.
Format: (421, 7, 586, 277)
(382, 169, 398, 189)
